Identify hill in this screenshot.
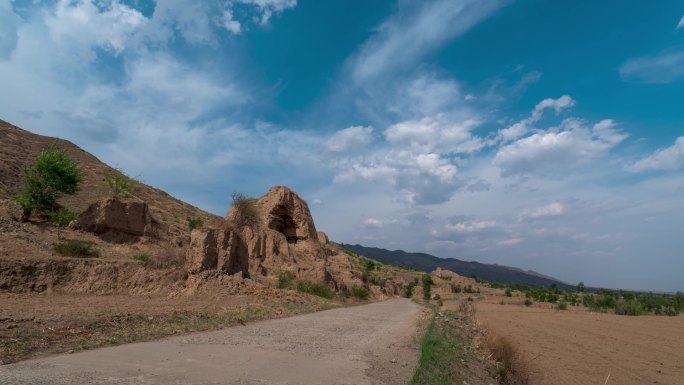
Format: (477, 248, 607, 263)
(342, 244, 572, 288)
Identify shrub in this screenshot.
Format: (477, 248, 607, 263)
(524, 299, 533, 307)
(53, 239, 99, 258)
(16, 146, 82, 220)
(132, 253, 151, 263)
(451, 283, 462, 293)
(422, 274, 433, 301)
(614, 300, 643, 316)
(557, 302, 568, 310)
(363, 259, 377, 272)
(230, 192, 259, 228)
(49, 207, 77, 227)
(351, 286, 370, 299)
(403, 283, 415, 298)
(295, 280, 334, 299)
(49, 207, 77, 239)
(505, 288, 513, 297)
(439, 275, 452, 281)
(433, 294, 441, 300)
(437, 298, 443, 307)
(187, 217, 203, 230)
(277, 271, 296, 289)
(369, 275, 381, 286)
(104, 169, 137, 200)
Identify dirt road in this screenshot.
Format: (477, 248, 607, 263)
(0, 298, 421, 385)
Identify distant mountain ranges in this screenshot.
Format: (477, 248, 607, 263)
(342, 244, 573, 288)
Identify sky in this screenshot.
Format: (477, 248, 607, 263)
(1, 0, 683, 291)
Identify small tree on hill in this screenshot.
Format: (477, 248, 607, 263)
(15, 146, 82, 221)
(230, 192, 259, 228)
(104, 169, 137, 200)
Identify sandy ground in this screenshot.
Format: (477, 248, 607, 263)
(475, 302, 684, 385)
(0, 298, 421, 385)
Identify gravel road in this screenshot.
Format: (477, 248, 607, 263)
(0, 298, 422, 385)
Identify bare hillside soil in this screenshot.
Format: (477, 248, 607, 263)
(0, 299, 422, 385)
(475, 301, 684, 385)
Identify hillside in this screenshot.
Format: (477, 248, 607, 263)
(0, 119, 220, 238)
(342, 244, 572, 288)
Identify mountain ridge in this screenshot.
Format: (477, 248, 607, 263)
(342, 244, 573, 288)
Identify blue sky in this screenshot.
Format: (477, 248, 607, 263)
(1, 0, 683, 291)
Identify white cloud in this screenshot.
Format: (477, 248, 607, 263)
(221, 9, 242, 34)
(352, 0, 507, 82)
(497, 237, 523, 246)
(0, 0, 18, 59)
(239, 0, 297, 25)
(363, 217, 384, 229)
(522, 202, 564, 219)
(325, 125, 373, 153)
(444, 220, 497, 233)
(493, 110, 627, 177)
(497, 95, 575, 142)
(43, 0, 146, 62)
(384, 114, 482, 154)
(629, 136, 684, 172)
(620, 50, 684, 84)
(677, 14, 684, 30)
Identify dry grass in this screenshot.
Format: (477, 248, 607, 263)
(486, 334, 530, 385)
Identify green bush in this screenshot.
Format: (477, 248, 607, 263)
(404, 283, 415, 298)
(451, 283, 462, 293)
(16, 146, 82, 219)
(277, 271, 296, 289)
(187, 217, 203, 230)
(132, 253, 151, 263)
(363, 259, 377, 272)
(439, 275, 452, 281)
(49, 207, 77, 227)
(351, 286, 370, 299)
(369, 275, 381, 286)
(295, 280, 334, 299)
(104, 169, 137, 200)
(53, 239, 99, 258)
(505, 288, 512, 297)
(614, 300, 643, 316)
(557, 302, 568, 310)
(524, 299, 533, 306)
(422, 274, 433, 301)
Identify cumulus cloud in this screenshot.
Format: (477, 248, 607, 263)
(493, 109, 627, 177)
(629, 136, 684, 172)
(384, 114, 483, 154)
(620, 50, 684, 84)
(523, 202, 564, 219)
(325, 126, 373, 153)
(497, 95, 575, 142)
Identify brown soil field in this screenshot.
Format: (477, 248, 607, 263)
(475, 301, 684, 385)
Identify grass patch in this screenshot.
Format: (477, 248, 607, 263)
(351, 286, 370, 299)
(132, 253, 151, 263)
(53, 239, 100, 258)
(410, 307, 470, 385)
(295, 280, 334, 299)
